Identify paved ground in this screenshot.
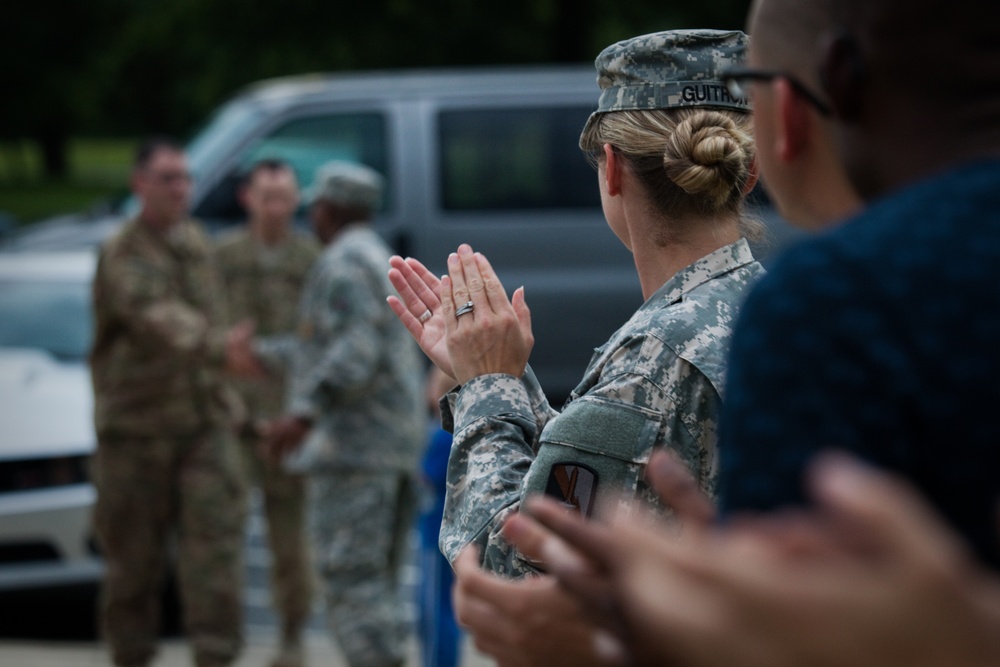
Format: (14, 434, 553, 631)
(0, 490, 495, 666)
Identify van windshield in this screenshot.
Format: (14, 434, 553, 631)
(186, 101, 266, 173)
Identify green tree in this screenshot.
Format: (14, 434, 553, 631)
(3, 0, 752, 172)
(0, 0, 127, 178)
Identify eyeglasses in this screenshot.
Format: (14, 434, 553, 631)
(141, 169, 192, 185)
(720, 66, 831, 116)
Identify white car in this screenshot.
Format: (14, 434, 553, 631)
(0, 251, 102, 591)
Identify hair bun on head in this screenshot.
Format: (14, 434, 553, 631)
(579, 30, 756, 220)
(663, 111, 750, 207)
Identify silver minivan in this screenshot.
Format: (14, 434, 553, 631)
(181, 66, 644, 402)
(10, 66, 800, 401)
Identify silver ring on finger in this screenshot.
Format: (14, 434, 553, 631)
(455, 301, 475, 317)
(418, 309, 432, 324)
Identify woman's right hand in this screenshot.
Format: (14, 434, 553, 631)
(441, 244, 534, 385)
(387, 255, 456, 380)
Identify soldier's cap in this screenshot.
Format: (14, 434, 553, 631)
(581, 29, 750, 141)
(305, 160, 384, 210)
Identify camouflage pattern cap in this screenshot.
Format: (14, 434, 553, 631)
(581, 29, 750, 140)
(305, 160, 384, 210)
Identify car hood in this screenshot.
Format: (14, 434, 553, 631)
(0, 213, 124, 252)
(0, 348, 94, 460)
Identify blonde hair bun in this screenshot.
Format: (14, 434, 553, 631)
(663, 111, 751, 209)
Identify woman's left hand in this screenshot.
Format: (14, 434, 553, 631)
(442, 244, 534, 384)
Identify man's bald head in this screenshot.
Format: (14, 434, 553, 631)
(749, 0, 1000, 199)
(748, 0, 831, 83)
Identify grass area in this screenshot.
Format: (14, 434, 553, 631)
(0, 183, 128, 225)
(0, 138, 136, 224)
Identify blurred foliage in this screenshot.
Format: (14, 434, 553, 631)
(0, 140, 134, 223)
(0, 140, 134, 184)
(0, 182, 126, 225)
(0, 0, 751, 179)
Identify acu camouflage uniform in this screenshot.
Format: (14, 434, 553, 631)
(442, 241, 764, 576)
(213, 228, 319, 641)
(270, 219, 424, 667)
(441, 30, 760, 578)
(90, 217, 246, 667)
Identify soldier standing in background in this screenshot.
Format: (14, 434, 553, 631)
(214, 159, 320, 667)
(262, 161, 425, 667)
(89, 137, 260, 667)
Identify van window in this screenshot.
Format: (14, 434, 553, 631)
(242, 113, 390, 209)
(439, 107, 600, 211)
(194, 112, 392, 224)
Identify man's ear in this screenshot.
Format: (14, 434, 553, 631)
(603, 143, 622, 196)
(774, 77, 812, 163)
(819, 32, 866, 122)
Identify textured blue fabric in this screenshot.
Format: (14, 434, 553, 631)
(719, 159, 1000, 568)
(417, 425, 463, 667)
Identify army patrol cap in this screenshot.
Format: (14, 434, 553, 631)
(305, 160, 384, 211)
(581, 29, 750, 141)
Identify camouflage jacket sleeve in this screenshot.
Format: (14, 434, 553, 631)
(440, 242, 758, 577)
(440, 337, 720, 577)
(96, 242, 227, 368)
(438, 364, 556, 433)
(254, 334, 299, 372)
(439, 372, 540, 576)
(285, 261, 385, 418)
(520, 365, 561, 432)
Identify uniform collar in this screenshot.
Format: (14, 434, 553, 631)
(642, 237, 756, 309)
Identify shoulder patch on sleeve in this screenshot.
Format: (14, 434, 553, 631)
(522, 398, 661, 516)
(540, 398, 659, 461)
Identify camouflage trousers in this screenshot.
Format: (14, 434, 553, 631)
(93, 429, 247, 667)
(238, 436, 314, 640)
(309, 468, 417, 667)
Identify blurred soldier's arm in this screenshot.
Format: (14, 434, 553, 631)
(263, 258, 384, 459)
(285, 263, 384, 417)
(254, 334, 300, 373)
(98, 249, 259, 376)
